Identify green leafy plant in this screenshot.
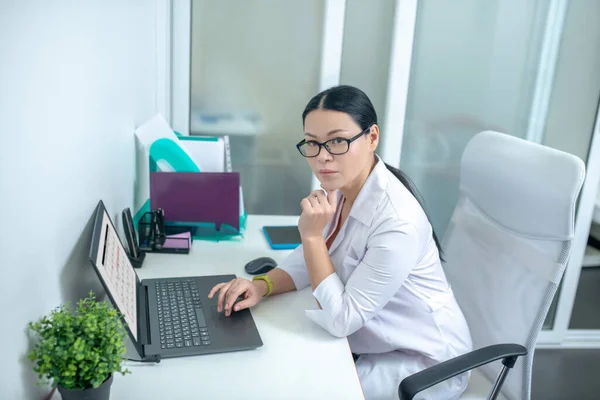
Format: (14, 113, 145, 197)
(28, 291, 131, 390)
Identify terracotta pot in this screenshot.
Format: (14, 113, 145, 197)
(57, 374, 113, 400)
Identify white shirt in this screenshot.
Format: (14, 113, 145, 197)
(278, 155, 472, 363)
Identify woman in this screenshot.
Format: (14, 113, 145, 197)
(208, 85, 472, 400)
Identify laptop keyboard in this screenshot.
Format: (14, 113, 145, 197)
(155, 279, 211, 349)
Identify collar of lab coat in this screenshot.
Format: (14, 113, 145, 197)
(345, 154, 389, 228)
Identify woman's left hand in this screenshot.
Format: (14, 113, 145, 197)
(298, 189, 338, 240)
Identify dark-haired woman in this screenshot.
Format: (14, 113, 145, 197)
(209, 85, 472, 399)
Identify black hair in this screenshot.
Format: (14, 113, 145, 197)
(302, 85, 444, 261)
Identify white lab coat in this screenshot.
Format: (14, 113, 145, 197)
(278, 156, 473, 400)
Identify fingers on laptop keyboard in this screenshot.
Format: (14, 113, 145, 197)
(207, 282, 227, 300)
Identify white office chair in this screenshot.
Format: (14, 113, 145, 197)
(399, 131, 586, 400)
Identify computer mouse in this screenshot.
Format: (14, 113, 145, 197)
(244, 256, 277, 275)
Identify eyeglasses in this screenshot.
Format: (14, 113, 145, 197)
(296, 126, 370, 158)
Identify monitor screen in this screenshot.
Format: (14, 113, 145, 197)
(90, 206, 138, 341)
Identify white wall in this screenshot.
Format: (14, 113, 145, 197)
(0, 2, 160, 398)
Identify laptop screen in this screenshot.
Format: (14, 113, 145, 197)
(91, 207, 139, 341)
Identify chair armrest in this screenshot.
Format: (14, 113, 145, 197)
(398, 343, 527, 400)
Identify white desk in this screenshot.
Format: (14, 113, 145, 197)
(111, 215, 364, 400)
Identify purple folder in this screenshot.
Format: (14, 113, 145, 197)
(150, 171, 240, 231)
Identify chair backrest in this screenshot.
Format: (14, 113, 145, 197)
(442, 131, 585, 400)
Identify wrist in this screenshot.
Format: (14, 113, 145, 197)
(301, 234, 325, 244)
(252, 279, 269, 297)
(302, 235, 326, 248)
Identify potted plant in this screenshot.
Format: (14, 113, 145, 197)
(28, 291, 130, 400)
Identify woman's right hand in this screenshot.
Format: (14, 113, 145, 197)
(207, 277, 267, 316)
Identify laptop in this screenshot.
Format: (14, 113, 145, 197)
(88, 200, 263, 362)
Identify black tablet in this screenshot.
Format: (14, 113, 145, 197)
(262, 225, 302, 250)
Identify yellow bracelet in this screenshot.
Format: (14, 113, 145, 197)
(252, 275, 273, 297)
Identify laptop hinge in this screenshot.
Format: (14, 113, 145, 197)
(131, 281, 161, 363)
(137, 281, 152, 347)
(135, 281, 161, 363)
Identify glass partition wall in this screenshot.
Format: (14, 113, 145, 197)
(172, 0, 600, 347)
(398, 0, 600, 346)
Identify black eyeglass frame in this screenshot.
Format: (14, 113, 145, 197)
(296, 125, 372, 158)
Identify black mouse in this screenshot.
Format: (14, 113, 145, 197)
(244, 256, 277, 275)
